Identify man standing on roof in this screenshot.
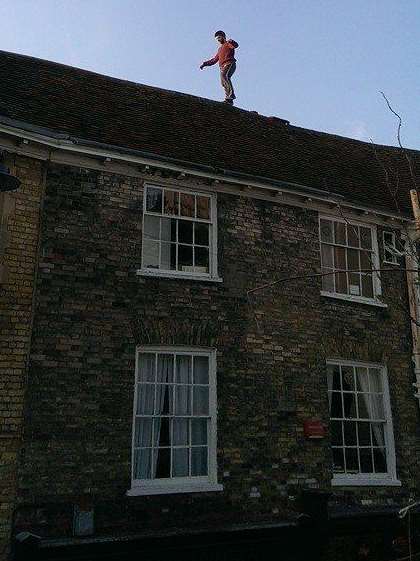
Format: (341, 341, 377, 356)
(200, 30, 239, 105)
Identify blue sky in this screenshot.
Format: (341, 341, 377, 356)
(1, 0, 419, 149)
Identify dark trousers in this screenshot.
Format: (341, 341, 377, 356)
(220, 61, 236, 100)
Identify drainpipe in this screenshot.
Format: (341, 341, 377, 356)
(407, 190, 420, 405)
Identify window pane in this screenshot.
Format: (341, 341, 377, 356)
(138, 354, 155, 382)
(191, 447, 208, 476)
(345, 448, 359, 473)
(195, 247, 209, 272)
(343, 393, 357, 419)
(172, 448, 189, 477)
(178, 245, 193, 270)
(164, 190, 179, 215)
(331, 421, 343, 446)
(143, 215, 160, 241)
(195, 223, 210, 246)
(322, 268, 334, 292)
(357, 422, 371, 446)
(160, 217, 173, 243)
(335, 272, 348, 294)
(334, 247, 346, 269)
(361, 275, 374, 298)
(137, 384, 155, 415)
(173, 418, 189, 446)
(357, 394, 370, 419)
(360, 250, 372, 270)
(135, 418, 153, 447)
(347, 248, 359, 270)
(369, 395, 385, 421)
(155, 448, 170, 478)
(320, 219, 333, 243)
(355, 367, 368, 392)
(157, 355, 174, 383)
(342, 367, 355, 391)
(134, 449, 152, 479)
(332, 448, 345, 473)
(143, 239, 159, 269)
(334, 222, 346, 245)
(146, 187, 163, 213)
(155, 418, 170, 447)
(360, 227, 372, 249)
(329, 365, 341, 391)
(347, 225, 360, 248)
(192, 419, 208, 445)
(160, 242, 176, 270)
(371, 423, 385, 447)
(321, 244, 333, 267)
(194, 356, 209, 384)
(360, 448, 373, 473)
(175, 385, 191, 415)
(373, 448, 387, 473)
(178, 220, 193, 244)
(343, 421, 357, 445)
(193, 386, 209, 415)
(155, 384, 173, 415)
(176, 355, 192, 383)
(330, 392, 343, 418)
(180, 193, 195, 217)
(196, 196, 210, 219)
(348, 273, 361, 296)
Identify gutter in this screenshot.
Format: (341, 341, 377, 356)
(0, 114, 413, 222)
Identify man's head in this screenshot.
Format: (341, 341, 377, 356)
(215, 30, 226, 44)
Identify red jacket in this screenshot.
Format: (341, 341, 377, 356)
(202, 39, 238, 68)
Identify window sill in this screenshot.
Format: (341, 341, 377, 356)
(332, 477, 401, 487)
(320, 291, 388, 308)
(127, 482, 224, 496)
(136, 269, 223, 283)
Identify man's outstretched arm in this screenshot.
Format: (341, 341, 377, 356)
(200, 52, 219, 69)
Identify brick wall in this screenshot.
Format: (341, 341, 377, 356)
(12, 163, 420, 550)
(0, 154, 44, 559)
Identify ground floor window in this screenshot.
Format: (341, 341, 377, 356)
(327, 360, 398, 485)
(129, 347, 221, 495)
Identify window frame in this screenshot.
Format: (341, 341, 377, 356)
(327, 359, 399, 487)
(382, 231, 399, 265)
(319, 214, 384, 306)
(127, 346, 223, 496)
(138, 183, 221, 282)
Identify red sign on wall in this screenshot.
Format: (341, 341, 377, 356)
(304, 419, 326, 439)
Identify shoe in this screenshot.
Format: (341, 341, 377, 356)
(224, 99, 234, 105)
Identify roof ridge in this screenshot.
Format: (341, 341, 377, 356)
(0, 49, 245, 111)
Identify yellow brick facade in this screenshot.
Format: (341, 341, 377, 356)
(0, 154, 44, 560)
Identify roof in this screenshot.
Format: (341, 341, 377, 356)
(0, 49, 418, 216)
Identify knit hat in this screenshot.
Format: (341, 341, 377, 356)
(214, 30, 226, 38)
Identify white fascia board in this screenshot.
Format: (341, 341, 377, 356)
(0, 122, 413, 225)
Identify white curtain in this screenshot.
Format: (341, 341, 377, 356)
(357, 368, 385, 450)
(173, 356, 191, 476)
(135, 354, 155, 478)
(152, 355, 173, 476)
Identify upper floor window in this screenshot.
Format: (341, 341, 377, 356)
(128, 347, 222, 496)
(383, 231, 399, 264)
(141, 184, 218, 280)
(327, 360, 398, 486)
(320, 216, 381, 302)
